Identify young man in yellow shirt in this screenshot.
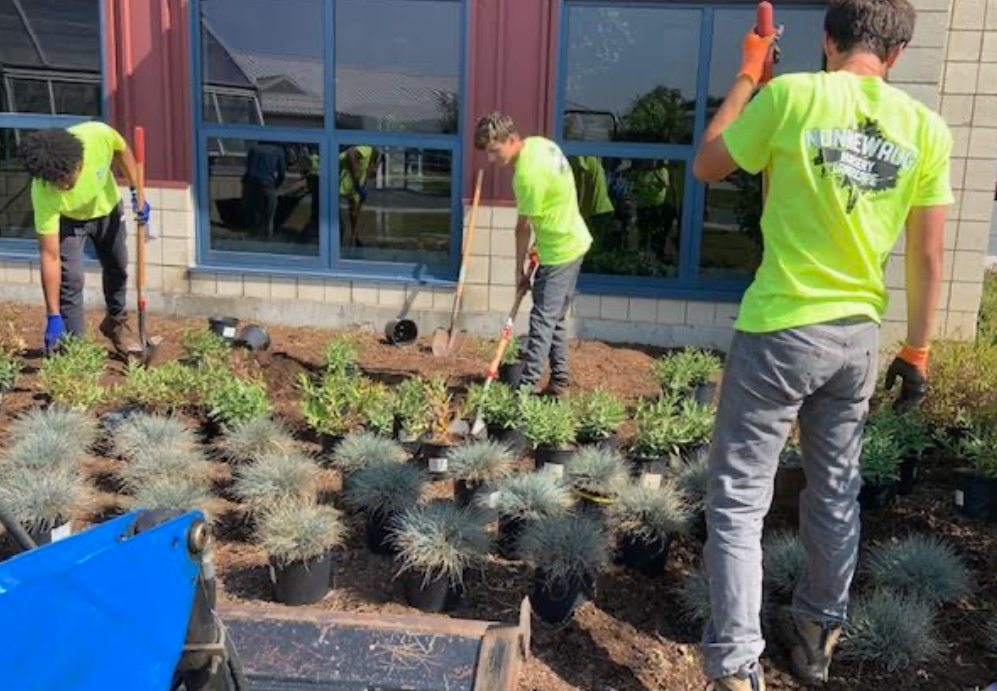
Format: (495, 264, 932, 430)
(692, 0, 950, 688)
(19, 123, 148, 354)
(475, 113, 592, 395)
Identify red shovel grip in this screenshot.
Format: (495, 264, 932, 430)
(756, 2, 775, 84)
(134, 126, 146, 166)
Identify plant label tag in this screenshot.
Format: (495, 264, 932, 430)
(429, 457, 448, 473)
(223, 326, 237, 339)
(268, 563, 277, 584)
(51, 521, 72, 543)
(545, 463, 564, 479)
(954, 489, 964, 507)
(641, 473, 662, 490)
(485, 491, 500, 509)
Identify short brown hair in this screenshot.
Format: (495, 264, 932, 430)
(824, 0, 916, 62)
(474, 112, 516, 149)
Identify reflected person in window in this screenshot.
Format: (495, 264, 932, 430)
(339, 146, 380, 248)
(18, 124, 149, 356)
(241, 142, 286, 239)
(475, 113, 592, 396)
(691, 0, 951, 689)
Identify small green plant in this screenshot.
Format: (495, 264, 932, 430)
(6, 407, 97, 450)
(840, 591, 940, 673)
(342, 462, 426, 519)
(206, 373, 272, 428)
(391, 501, 491, 586)
(332, 431, 407, 475)
(921, 340, 997, 431)
(630, 398, 713, 459)
(219, 416, 297, 463)
(394, 377, 431, 439)
(446, 441, 514, 482)
(676, 564, 712, 625)
(519, 513, 610, 586)
(763, 532, 807, 596)
(520, 393, 578, 449)
(39, 335, 108, 410)
(571, 388, 626, 442)
(424, 376, 455, 443)
(0, 464, 87, 532)
(122, 447, 211, 490)
(652, 347, 721, 394)
(355, 379, 395, 437)
(298, 371, 363, 437)
(233, 451, 320, 511)
(486, 472, 575, 521)
(257, 501, 346, 565)
(953, 425, 997, 479)
(131, 475, 213, 516)
(182, 328, 231, 369)
(323, 334, 360, 375)
(565, 446, 630, 498)
(0, 343, 23, 392)
(114, 414, 197, 462)
(677, 453, 710, 509)
(860, 425, 901, 484)
(865, 535, 972, 605)
(609, 481, 691, 543)
(463, 382, 521, 430)
(868, 407, 932, 459)
(501, 335, 520, 364)
(118, 361, 200, 414)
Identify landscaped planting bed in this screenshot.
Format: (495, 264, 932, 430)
(0, 302, 995, 691)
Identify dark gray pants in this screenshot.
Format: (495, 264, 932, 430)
(520, 257, 583, 389)
(702, 318, 879, 679)
(59, 204, 128, 336)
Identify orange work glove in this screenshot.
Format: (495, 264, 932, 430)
(884, 345, 930, 412)
(739, 31, 776, 87)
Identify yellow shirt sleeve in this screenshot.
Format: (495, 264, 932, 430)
(912, 118, 954, 207)
(721, 80, 785, 176)
(97, 122, 128, 153)
(31, 181, 61, 236)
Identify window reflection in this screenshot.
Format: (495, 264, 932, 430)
(0, 128, 36, 240)
(563, 6, 700, 145)
(207, 138, 321, 257)
(570, 155, 685, 278)
(339, 145, 451, 265)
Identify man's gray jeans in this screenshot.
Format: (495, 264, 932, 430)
(519, 257, 584, 390)
(59, 204, 128, 336)
(702, 318, 879, 679)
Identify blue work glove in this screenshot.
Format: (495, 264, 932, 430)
(130, 186, 151, 225)
(353, 182, 367, 204)
(44, 314, 66, 354)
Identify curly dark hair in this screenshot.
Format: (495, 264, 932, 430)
(18, 129, 84, 184)
(825, 0, 916, 62)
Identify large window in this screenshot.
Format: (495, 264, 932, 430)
(558, 2, 824, 297)
(0, 0, 104, 243)
(195, 0, 465, 277)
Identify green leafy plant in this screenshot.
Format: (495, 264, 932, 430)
(121, 447, 211, 490)
(355, 379, 395, 437)
(865, 535, 972, 605)
(298, 371, 363, 437)
(920, 340, 997, 431)
(565, 446, 630, 498)
(840, 591, 940, 673)
(609, 481, 691, 544)
(118, 361, 201, 414)
(182, 328, 231, 369)
(323, 334, 360, 376)
(463, 382, 521, 430)
(0, 343, 23, 392)
(501, 335, 520, 365)
(130, 474, 213, 517)
(391, 501, 491, 586)
(860, 425, 902, 484)
(485, 472, 575, 521)
(520, 393, 578, 449)
(631, 397, 714, 459)
(446, 441, 514, 482)
(219, 416, 297, 463)
(676, 564, 712, 625)
(953, 425, 997, 479)
(763, 532, 807, 596)
(0, 464, 87, 532)
(206, 373, 272, 428)
(571, 388, 626, 442)
(394, 377, 431, 439)
(257, 501, 346, 565)
(233, 451, 320, 511)
(423, 376, 455, 443)
(342, 462, 426, 519)
(332, 431, 407, 475)
(868, 407, 932, 459)
(652, 347, 721, 394)
(519, 513, 610, 586)
(39, 335, 108, 410)
(114, 414, 197, 462)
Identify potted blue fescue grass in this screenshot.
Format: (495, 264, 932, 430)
(564, 446, 630, 518)
(483, 472, 575, 559)
(114, 413, 198, 462)
(608, 480, 690, 576)
(0, 464, 89, 544)
(331, 431, 407, 493)
(130, 474, 214, 519)
(390, 501, 490, 613)
(839, 590, 940, 673)
(218, 415, 298, 464)
(343, 462, 426, 555)
(233, 451, 321, 513)
(865, 535, 972, 606)
(445, 440, 515, 507)
(676, 451, 710, 543)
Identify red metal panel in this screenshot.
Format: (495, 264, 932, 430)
(466, 0, 560, 205)
(106, 0, 193, 185)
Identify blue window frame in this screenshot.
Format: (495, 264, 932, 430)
(0, 0, 108, 255)
(190, 0, 467, 283)
(556, 1, 825, 301)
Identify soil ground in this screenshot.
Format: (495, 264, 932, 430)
(0, 303, 994, 691)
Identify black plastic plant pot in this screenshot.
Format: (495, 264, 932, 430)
(534, 445, 574, 473)
(319, 433, 344, 455)
(955, 470, 997, 522)
(858, 480, 898, 510)
(618, 532, 672, 577)
(691, 510, 708, 544)
(531, 570, 595, 625)
(271, 552, 332, 606)
(27, 520, 68, 547)
(692, 381, 719, 407)
(402, 569, 463, 613)
(201, 417, 224, 444)
(384, 319, 419, 346)
(420, 441, 452, 476)
(365, 511, 398, 556)
(498, 361, 526, 388)
(208, 316, 240, 343)
(576, 490, 613, 521)
(454, 479, 483, 508)
(577, 432, 621, 451)
(488, 425, 527, 458)
(629, 455, 671, 479)
(236, 324, 271, 353)
(897, 456, 920, 496)
(497, 516, 527, 560)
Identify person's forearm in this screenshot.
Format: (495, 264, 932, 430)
(515, 217, 531, 272)
(114, 148, 140, 189)
(39, 240, 61, 315)
(701, 75, 756, 149)
(905, 216, 945, 348)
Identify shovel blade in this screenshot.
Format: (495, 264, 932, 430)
(141, 335, 163, 367)
(431, 327, 464, 357)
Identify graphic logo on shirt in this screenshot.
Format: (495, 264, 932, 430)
(805, 120, 917, 213)
(546, 143, 569, 176)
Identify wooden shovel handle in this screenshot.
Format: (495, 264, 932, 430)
(134, 126, 146, 298)
(448, 170, 484, 327)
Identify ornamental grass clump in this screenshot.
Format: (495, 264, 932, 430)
(6, 407, 97, 450)
(391, 501, 491, 587)
(762, 532, 807, 597)
(130, 475, 214, 517)
(342, 462, 426, 519)
(518, 513, 610, 586)
(485, 472, 575, 522)
(4, 423, 90, 471)
(114, 413, 197, 462)
(859, 425, 902, 484)
(565, 446, 630, 498)
(332, 431, 407, 475)
(257, 501, 346, 566)
(676, 452, 710, 509)
(219, 416, 298, 463)
(865, 535, 972, 605)
(609, 481, 691, 543)
(0, 464, 88, 533)
(233, 451, 321, 511)
(446, 441, 515, 482)
(840, 590, 940, 673)
(676, 564, 712, 625)
(121, 447, 211, 490)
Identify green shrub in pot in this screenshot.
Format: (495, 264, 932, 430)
(570, 388, 626, 444)
(520, 393, 578, 450)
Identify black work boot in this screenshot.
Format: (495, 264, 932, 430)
(99, 313, 141, 357)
